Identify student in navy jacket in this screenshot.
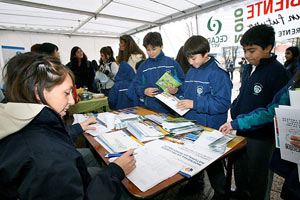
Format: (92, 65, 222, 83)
(229, 25, 290, 200)
(133, 32, 185, 113)
(176, 35, 232, 200)
(220, 71, 300, 200)
(0, 53, 136, 200)
(108, 61, 135, 110)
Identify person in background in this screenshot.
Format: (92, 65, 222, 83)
(39, 42, 60, 58)
(108, 62, 135, 110)
(30, 43, 41, 53)
(96, 46, 119, 96)
(176, 35, 232, 200)
(219, 71, 300, 200)
(0, 52, 136, 199)
(116, 35, 146, 72)
(226, 57, 234, 80)
(176, 46, 190, 74)
(238, 57, 247, 82)
(67, 46, 95, 92)
(133, 32, 185, 114)
(226, 24, 290, 200)
(284, 46, 300, 77)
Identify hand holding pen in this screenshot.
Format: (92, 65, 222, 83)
(105, 153, 137, 158)
(114, 149, 136, 175)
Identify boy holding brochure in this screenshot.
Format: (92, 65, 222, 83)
(219, 71, 300, 200)
(133, 32, 185, 113)
(219, 25, 290, 200)
(176, 35, 232, 200)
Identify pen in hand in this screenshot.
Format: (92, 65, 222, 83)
(105, 153, 136, 158)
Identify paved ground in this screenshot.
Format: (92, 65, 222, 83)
(150, 170, 284, 200)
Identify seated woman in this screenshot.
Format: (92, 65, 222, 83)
(0, 52, 136, 199)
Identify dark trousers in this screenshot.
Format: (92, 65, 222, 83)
(207, 160, 226, 198)
(234, 137, 274, 200)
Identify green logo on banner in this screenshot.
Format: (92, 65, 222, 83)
(207, 17, 222, 35)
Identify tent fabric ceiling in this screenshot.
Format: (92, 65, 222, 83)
(0, 0, 239, 38)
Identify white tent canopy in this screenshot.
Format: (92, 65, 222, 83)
(0, 0, 241, 38)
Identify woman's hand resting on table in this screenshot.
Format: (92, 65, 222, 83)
(79, 118, 98, 131)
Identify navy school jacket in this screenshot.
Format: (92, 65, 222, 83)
(133, 51, 185, 113)
(108, 62, 135, 110)
(231, 55, 290, 140)
(0, 106, 125, 200)
(183, 56, 232, 129)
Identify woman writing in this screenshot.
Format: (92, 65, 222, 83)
(0, 53, 136, 199)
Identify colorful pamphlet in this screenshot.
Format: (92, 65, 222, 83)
(156, 72, 182, 92)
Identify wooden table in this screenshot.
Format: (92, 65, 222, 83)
(84, 107, 246, 199)
(68, 97, 109, 115)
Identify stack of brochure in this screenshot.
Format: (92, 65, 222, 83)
(193, 130, 235, 153)
(127, 121, 164, 142)
(95, 130, 142, 153)
(115, 113, 145, 123)
(161, 121, 204, 136)
(114, 113, 145, 129)
(144, 113, 169, 125)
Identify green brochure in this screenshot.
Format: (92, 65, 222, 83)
(156, 72, 182, 92)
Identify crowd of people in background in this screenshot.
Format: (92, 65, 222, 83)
(1, 24, 300, 200)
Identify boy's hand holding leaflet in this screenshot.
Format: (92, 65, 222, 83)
(145, 88, 159, 97)
(156, 72, 182, 92)
(176, 99, 193, 110)
(155, 92, 189, 116)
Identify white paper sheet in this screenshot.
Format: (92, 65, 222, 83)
(85, 123, 110, 136)
(275, 107, 300, 164)
(155, 92, 189, 116)
(194, 130, 224, 147)
(73, 114, 90, 124)
(289, 89, 300, 109)
(126, 140, 184, 192)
